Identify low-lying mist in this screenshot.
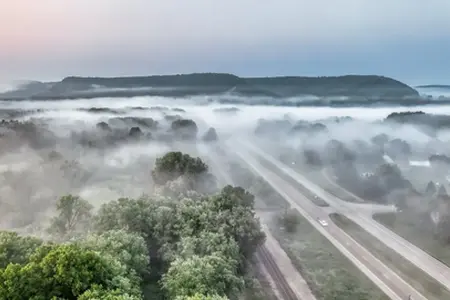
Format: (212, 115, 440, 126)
(2, 94, 450, 240)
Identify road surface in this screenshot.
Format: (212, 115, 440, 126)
(227, 139, 427, 300)
(240, 139, 450, 294)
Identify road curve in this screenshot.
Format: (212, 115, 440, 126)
(241, 139, 450, 293)
(230, 140, 427, 300)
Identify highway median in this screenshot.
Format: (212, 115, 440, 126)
(374, 211, 450, 269)
(268, 209, 389, 300)
(330, 213, 450, 300)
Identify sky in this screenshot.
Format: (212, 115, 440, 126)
(1, 0, 450, 85)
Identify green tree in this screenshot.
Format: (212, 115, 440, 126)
(162, 254, 243, 299)
(175, 293, 229, 300)
(174, 192, 264, 267)
(212, 185, 255, 210)
(170, 119, 198, 140)
(151, 152, 209, 186)
(0, 244, 140, 300)
(81, 230, 150, 278)
(170, 231, 240, 263)
(94, 196, 179, 261)
(47, 195, 93, 239)
(93, 185, 264, 297)
(0, 231, 43, 268)
(279, 209, 300, 233)
(78, 285, 142, 300)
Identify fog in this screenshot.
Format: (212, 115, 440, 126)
(416, 87, 450, 99)
(2, 95, 450, 241)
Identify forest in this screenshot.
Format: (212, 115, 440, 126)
(0, 151, 265, 300)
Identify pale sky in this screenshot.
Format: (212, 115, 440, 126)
(1, 0, 450, 84)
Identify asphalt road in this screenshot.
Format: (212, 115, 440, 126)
(229, 139, 427, 300)
(240, 140, 450, 294)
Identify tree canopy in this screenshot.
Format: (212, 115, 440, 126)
(151, 152, 216, 194)
(152, 152, 209, 185)
(0, 151, 264, 300)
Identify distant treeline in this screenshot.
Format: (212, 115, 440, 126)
(62, 73, 418, 97)
(385, 111, 450, 129)
(416, 85, 450, 89)
(0, 73, 420, 101)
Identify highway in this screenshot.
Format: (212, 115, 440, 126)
(225, 139, 427, 300)
(239, 139, 450, 294)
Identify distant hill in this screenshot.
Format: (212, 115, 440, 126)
(0, 73, 419, 101)
(416, 85, 450, 89)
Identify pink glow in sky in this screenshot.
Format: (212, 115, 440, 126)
(1, 0, 450, 82)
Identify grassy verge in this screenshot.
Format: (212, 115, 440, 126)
(271, 147, 374, 204)
(269, 211, 389, 300)
(308, 169, 363, 203)
(331, 213, 450, 300)
(374, 212, 450, 267)
(255, 158, 330, 207)
(226, 159, 291, 210)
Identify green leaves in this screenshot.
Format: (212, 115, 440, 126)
(79, 285, 142, 300)
(0, 244, 137, 300)
(80, 230, 150, 279)
(0, 151, 265, 300)
(0, 231, 43, 268)
(151, 152, 212, 190)
(162, 254, 243, 299)
(47, 195, 93, 240)
(279, 209, 301, 233)
(175, 293, 228, 300)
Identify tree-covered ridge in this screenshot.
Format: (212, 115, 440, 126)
(61, 73, 418, 96)
(62, 73, 244, 88)
(0, 152, 265, 300)
(1, 73, 419, 100)
(416, 85, 450, 89)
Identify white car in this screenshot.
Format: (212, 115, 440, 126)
(317, 218, 328, 227)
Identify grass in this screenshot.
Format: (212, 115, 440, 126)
(331, 213, 450, 300)
(226, 159, 291, 210)
(269, 210, 389, 300)
(374, 212, 450, 267)
(308, 169, 364, 203)
(275, 148, 380, 204)
(255, 158, 330, 207)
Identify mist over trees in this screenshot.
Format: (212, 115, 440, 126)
(0, 151, 265, 299)
(4, 89, 450, 300)
(253, 109, 450, 248)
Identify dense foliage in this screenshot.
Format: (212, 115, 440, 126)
(0, 152, 264, 300)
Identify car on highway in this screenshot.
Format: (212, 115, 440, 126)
(317, 218, 328, 227)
